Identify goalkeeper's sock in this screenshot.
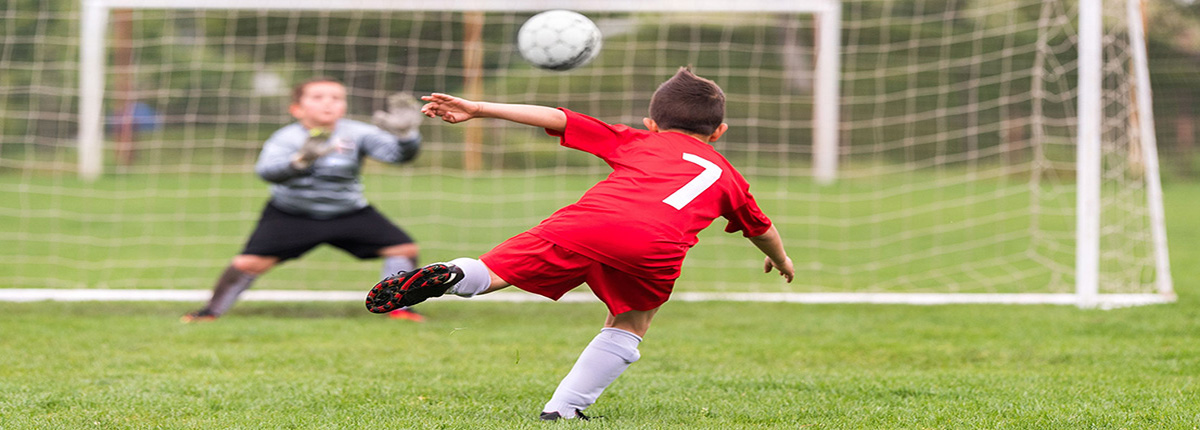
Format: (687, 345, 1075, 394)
(381, 255, 416, 279)
(542, 328, 642, 419)
(445, 257, 490, 297)
(205, 265, 258, 316)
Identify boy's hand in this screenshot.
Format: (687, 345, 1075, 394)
(764, 256, 795, 283)
(420, 93, 482, 124)
(291, 128, 334, 169)
(372, 92, 424, 139)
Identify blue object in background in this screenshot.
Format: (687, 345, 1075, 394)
(106, 101, 162, 132)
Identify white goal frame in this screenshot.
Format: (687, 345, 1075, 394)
(77, 0, 842, 183)
(69, 0, 1173, 308)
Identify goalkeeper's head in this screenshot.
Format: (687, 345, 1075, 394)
(646, 67, 726, 138)
(289, 77, 348, 130)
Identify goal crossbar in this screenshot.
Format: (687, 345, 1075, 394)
(78, 0, 841, 181)
(81, 0, 839, 13)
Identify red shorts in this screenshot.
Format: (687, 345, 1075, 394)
(480, 232, 675, 315)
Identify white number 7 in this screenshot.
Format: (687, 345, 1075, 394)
(662, 153, 722, 210)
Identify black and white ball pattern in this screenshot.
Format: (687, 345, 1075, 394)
(517, 10, 602, 71)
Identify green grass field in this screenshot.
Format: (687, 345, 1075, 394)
(0, 182, 1198, 428)
(1, 296, 1198, 428)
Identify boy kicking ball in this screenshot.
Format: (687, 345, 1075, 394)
(365, 67, 794, 420)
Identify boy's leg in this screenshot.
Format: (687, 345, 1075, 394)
(366, 230, 580, 312)
(540, 308, 658, 420)
(181, 255, 275, 322)
(366, 256, 510, 313)
(445, 257, 509, 297)
(378, 244, 418, 278)
(185, 202, 325, 322)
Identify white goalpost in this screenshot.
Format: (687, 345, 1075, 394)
(76, 0, 843, 183)
(0, 0, 1173, 308)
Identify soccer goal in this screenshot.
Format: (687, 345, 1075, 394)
(0, 0, 1172, 308)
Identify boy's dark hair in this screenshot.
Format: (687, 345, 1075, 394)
(291, 76, 343, 105)
(648, 67, 725, 135)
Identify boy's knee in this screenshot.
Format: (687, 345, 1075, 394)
(232, 255, 277, 275)
(608, 308, 658, 338)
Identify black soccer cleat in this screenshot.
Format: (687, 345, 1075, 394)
(180, 308, 218, 323)
(539, 409, 595, 421)
(365, 263, 464, 313)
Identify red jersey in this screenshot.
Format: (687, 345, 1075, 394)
(526, 109, 772, 280)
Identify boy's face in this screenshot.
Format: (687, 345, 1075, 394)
(290, 81, 347, 129)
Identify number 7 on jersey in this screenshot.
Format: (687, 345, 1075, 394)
(662, 153, 723, 210)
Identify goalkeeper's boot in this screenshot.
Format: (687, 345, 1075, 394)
(387, 307, 425, 323)
(365, 263, 464, 313)
(180, 309, 218, 323)
(539, 409, 596, 421)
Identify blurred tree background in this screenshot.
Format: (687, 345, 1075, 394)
(1145, 0, 1200, 177)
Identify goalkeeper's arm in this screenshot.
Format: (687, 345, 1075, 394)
(256, 128, 332, 182)
(367, 93, 423, 163)
(361, 131, 420, 164)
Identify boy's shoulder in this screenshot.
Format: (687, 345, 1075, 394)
(268, 122, 307, 143)
(336, 118, 373, 130)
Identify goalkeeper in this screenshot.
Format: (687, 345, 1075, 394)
(182, 77, 426, 323)
(366, 68, 795, 420)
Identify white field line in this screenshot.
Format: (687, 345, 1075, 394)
(0, 289, 1174, 309)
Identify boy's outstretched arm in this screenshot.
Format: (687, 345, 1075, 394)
(748, 225, 795, 283)
(420, 93, 567, 132)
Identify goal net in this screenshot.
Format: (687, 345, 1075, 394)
(0, 0, 1173, 307)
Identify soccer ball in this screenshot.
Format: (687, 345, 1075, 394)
(517, 10, 602, 71)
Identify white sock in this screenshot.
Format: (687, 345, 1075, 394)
(380, 255, 416, 279)
(542, 328, 642, 418)
(446, 257, 491, 297)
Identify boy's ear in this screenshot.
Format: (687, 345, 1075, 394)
(288, 104, 304, 120)
(708, 123, 729, 142)
(642, 117, 659, 132)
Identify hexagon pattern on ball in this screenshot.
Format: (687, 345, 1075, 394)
(517, 10, 602, 71)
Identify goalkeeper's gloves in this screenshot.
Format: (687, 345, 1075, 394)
(372, 92, 424, 141)
(290, 127, 335, 169)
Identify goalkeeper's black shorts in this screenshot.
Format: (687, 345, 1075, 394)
(241, 201, 414, 261)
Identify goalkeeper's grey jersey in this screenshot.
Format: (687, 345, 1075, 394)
(255, 119, 419, 219)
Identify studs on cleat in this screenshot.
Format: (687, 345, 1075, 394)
(364, 264, 464, 313)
